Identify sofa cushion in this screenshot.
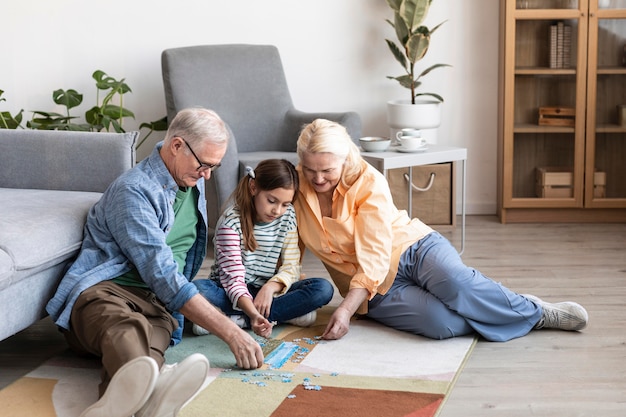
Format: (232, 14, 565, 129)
(0, 188, 102, 290)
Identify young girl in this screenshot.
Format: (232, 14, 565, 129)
(192, 159, 334, 338)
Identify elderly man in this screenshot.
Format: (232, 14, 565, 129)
(47, 107, 263, 417)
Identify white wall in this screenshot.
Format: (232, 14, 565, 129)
(2, 0, 500, 215)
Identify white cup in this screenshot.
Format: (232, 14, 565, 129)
(396, 128, 421, 141)
(398, 136, 426, 150)
(396, 129, 425, 150)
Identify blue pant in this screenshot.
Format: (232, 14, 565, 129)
(193, 277, 334, 325)
(367, 232, 542, 342)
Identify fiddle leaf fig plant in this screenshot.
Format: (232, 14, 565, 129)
(385, 0, 450, 104)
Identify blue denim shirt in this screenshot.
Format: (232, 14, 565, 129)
(46, 142, 206, 334)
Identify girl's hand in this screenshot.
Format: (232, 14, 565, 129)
(251, 314, 274, 338)
(254, 282, 283, 317)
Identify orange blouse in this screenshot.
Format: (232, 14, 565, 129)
(295, 160, 433, 314)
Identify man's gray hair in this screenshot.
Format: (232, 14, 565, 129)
(165, 107, 229, 147)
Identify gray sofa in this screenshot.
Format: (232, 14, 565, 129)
(0, 129, 137, 341)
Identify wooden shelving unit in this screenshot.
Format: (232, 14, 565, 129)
(498, 0, 626, 223)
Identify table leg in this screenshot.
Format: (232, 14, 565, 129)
(459, 159, 466, 256)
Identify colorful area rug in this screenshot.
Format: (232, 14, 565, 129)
(0, 306, 475, 417)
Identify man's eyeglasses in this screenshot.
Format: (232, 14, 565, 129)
(181, 138, 221, 172)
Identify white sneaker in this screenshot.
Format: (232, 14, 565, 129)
(136, 353, 210, 417)
(286, 310, 317, 327)
(80, 356, 158, 417)
(229, 314, 247, 328)
(192, 323, 210, 336)
(524, 294, 588, 331)
(193, 315, 246, 336)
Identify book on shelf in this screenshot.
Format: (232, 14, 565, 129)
(549, 21, 571, 69)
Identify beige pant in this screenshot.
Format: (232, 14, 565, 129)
(63, 281, 178, 396)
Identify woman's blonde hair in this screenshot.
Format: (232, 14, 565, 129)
(296, 119, 363, 187)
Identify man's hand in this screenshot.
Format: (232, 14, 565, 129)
(180, 294, 264, 369)
(224, 327, 265, 369)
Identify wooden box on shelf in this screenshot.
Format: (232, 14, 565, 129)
(538, 106, 575, 127)
(536, 167, 573, 198)
(536, 167, 606, 198)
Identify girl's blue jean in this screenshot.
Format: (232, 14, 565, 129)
(367, 232, 542, 342)
(193, 277, 334, 325)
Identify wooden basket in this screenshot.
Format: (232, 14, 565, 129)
(538, 107, 575, 127)
(387, 163, 454, 225)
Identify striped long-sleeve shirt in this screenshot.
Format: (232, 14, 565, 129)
(209, 204, 301, 309)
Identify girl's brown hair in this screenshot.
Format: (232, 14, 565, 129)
(233, 159, 299, 251)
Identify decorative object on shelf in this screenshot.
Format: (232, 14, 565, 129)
(549, 21, 571, 69)
(384, 0, 450, 144)
(535, 167, 574, 198)
(538, 106, 575, 127)
(359, 136, 391, 152)
(536, 167, 606, 199)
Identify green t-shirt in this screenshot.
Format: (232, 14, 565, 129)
(113, 187, 198, 288)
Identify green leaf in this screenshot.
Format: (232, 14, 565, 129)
(393, 11, 409, 45)
(416, 63, 451, 79)
(0, 110, 24, 129)
(400, 0, 429, 33)
(406, 32, 429, 64)
(101, 104, 135, 119)
(415, 92, 444, 102)
(386, 0, 402, 12)
(85, 105, 103, 126)
(139, 115, 168, 131)
(387, 75, 414, 90)
(52, 89, 83, 110)
(386, 39, 408, 70)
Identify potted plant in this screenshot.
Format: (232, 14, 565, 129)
(384, 0, 450, 140)
(1, 71, 167, 152)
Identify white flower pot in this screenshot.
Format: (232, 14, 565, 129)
(386, 99, 442, 144)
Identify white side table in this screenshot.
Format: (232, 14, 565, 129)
(361, 145, 468, 255)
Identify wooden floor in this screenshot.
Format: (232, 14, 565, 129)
(1, 216, 625, 416)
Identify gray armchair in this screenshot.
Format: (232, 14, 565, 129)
(161, 44, 362, 230)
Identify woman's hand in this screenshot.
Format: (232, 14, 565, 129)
(322, 306, 352, 340)
(322, 287, 369, 340)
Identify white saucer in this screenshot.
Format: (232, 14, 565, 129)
(395, 145, 428, 153)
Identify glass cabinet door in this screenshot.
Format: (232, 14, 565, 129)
(585, 1, 626, 206)
(503, 3, 587, 206)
